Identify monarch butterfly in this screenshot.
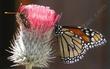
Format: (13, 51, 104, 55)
(55, 25, 107, 64)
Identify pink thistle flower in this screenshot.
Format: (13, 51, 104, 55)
(8, 4, 60, 69)
(18, 4, 60, 33)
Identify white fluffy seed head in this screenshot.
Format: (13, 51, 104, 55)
(8, 27, 55, 68)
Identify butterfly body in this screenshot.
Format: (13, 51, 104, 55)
(55, 25, 107, 64)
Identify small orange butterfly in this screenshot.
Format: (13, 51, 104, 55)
(55, 25, 107, 64)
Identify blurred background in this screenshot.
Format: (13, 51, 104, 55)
(0, 0, 110, 69)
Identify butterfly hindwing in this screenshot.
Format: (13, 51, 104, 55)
(56, 25, 87, 64)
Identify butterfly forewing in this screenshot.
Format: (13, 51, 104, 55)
(80, 27, 107, 48)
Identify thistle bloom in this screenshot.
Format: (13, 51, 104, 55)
(8, 4, 60, 69)
(18, 4, 60, 33)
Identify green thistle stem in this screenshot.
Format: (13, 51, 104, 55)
(26, 64, 33, 69)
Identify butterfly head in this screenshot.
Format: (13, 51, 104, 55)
(55, 25, 63, 35)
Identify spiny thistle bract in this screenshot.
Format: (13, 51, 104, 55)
(9, 28, 53, 67)
(8, 4, 60, 68)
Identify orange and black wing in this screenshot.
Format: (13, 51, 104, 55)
(55, 25, 87, 63)
(79, 27, 107, 49)
(55, 25, 107, 64)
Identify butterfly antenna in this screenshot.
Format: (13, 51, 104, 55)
(4, 12, 16, 15)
